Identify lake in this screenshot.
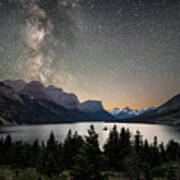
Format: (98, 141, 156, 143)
(0, 122, 180, 147)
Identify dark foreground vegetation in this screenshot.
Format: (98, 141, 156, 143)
(0, 125, 180, 180)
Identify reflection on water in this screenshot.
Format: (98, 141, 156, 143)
(0, 122, 180, 147)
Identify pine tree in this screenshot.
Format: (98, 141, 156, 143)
(134, 130, 142, 153)
(125, 148, 141, 180)
(118, 128, 132, 170)
(166, 140, 180, 161)
(71, 147, 92, 180)
(30, 139, 40, 167)
(71, 125, 104, 180)
(63, 130, 84, 169)
(84, 125, 103, 179)
(3, 135, 13, 165)
(104, 125, 120, 170)
(150, 136, 160, 167)
(159, 142, 167, 163)
(37, 132, 62, 177)
(141, 140, 152, 180)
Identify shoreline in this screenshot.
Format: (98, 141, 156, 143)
(0, 120, 175, 127)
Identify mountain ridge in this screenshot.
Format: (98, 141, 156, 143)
(0, 79, 180, 126)
(0, 80, 115, 125)
(116, 94, 180, 125)
(109, 106, 157, 119)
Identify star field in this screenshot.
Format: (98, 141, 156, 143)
(0, 0, 180, 109)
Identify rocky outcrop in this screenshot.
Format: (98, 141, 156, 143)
(79, 100, 115, 120)
(46, 86, 81, 109)
(3, 80, 26, 93)
(1, 80, 82, 110)
(80, 100, 104, 112)
(19, 81, 48, 100)
(3, 80, 81, 110)
(0, 82, 23, 103)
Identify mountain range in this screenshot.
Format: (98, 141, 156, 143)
(0, 80, 115, 125)
(108, 107, 157, 119)
(0, 79, 180, 126)
(122, 93, 180, 125)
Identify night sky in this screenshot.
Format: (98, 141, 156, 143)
(0, 0, 180, 110)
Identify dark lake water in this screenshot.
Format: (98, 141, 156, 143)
(0, 122, 180, 147)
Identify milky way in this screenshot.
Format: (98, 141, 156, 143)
(0, 0, 180, 109)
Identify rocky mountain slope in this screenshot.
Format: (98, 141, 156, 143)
(80, 100, 115, 120)
(119, 94, 180, 125)
(80, 100, 104, 112)
(0, 80, 115, 125)
(46, 85, 81, 109)
(2, 79, 179, 126)
(3, 80, 26, 92)
(5, 80, 81, 110)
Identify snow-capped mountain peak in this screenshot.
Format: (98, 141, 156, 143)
(108, 108, 122, 115)
(108, 106, 156, 119)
